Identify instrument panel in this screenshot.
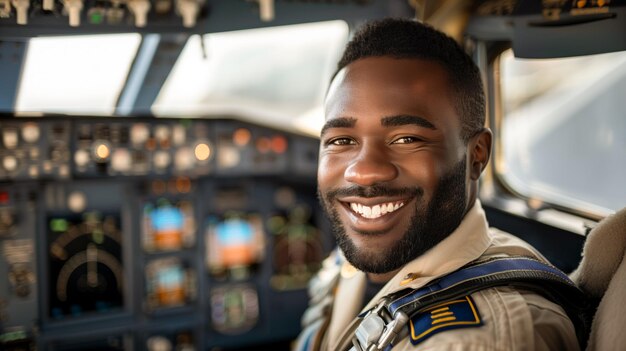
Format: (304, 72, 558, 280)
(0, 117, 329, 351)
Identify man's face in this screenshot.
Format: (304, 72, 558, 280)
(318, 57, 471, 274)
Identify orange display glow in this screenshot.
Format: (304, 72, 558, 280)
(271, 135, 288, 154)
(233, 128, 252, 147)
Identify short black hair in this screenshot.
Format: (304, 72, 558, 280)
(334, 18, 485, 142)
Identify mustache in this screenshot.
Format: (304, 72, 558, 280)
(322, 185, 423, 199)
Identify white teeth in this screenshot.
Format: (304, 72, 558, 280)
(363, 206, 372, 217)
(387, 203, 394, 213)
(351, 203, 359, 212)
(372, 205, 381, 217)
(349, 201, 404, 219)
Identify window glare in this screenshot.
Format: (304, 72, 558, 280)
(16, 34, 142, 115)
(152, 21, 349, 136)
(500, 49, 626, 215)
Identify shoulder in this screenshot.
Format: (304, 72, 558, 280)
(392, 287, 579, 351)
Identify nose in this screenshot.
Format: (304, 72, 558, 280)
(344, 144, 398, 186)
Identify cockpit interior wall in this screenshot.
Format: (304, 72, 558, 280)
(0, 118, 332, 350)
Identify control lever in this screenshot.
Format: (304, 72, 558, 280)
(176, 0, 200, 28)
(42, 0, 53, 11)
(258, 0, 273, 22)
(63, 0, 83, 27)
(11, 0, 29, 25)
(128, 0, 150, 27)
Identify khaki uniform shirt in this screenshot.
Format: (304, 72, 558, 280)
(301, 201, 579, 351)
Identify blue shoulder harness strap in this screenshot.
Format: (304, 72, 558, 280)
(352, 256, 590, 351)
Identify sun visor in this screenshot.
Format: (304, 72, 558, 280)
(469, 1, 626, 58)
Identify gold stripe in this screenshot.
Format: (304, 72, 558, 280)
(432, 316, 457, 325)
(467, 295, 480, 322)
(410, 296, 482, 341)
(431, 311, 454, 319)
(431, 307, 450, 314)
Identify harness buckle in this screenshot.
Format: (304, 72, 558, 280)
(350, 298, 410, 351)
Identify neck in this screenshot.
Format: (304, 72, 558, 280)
(367, 268, 400, 284)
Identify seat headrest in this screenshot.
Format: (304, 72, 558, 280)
(570, 206, 626, 298)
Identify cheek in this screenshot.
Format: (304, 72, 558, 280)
(398, 155, 446, 195)
(317, 154, 344, 189)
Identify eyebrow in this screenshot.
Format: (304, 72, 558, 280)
(381, 115, 436, 130)
(320, 117, 356, 137)
(319, 114, 436, 137)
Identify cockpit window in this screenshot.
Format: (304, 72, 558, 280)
(152, 20, 349, 137)
(498, 49, 626, 215)
(15, 34, 142, 116)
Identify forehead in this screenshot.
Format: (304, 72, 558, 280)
(324, 57, 458, 131)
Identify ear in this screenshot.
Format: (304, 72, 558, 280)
(468, 128, 492, 181)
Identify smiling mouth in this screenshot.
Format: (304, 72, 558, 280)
(347, 201, 405, 219)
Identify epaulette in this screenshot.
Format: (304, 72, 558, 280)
(408, 295, 482, 345)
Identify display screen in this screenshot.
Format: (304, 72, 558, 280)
(210, 284, 259, 335)
(142, 199, 195, 252)
(47, 212, 124, 320)
(206, 212, 264, 279)
(144, 257, 196, 310)
(268, 204, 323, 290)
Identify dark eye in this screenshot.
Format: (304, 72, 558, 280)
(392, 136, 421, 144)
(327, 137, 355, 146)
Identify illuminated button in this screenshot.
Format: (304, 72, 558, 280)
(74, 149, 90, 167)
(67, 191, 87, 213)
(0, 192, 9, 204)
(2, 129, 18, 149)
(131, 123, 150, 145)
(92, 141, 111, 161)
(2, 156, 18, 172)
(111, 149, 132, 172)
(87, 7, 105, 24)
(147, 336, 172, 351)
(271, 135, 288, 154)
(174, 147, 194, 171)
(22, 123, 40, 143)
(154, 125, 170, 142)
(59, 165, 70, 178)
(43, 161, 53, 173)
(153, 150, 171, 169)
(233, 128, 252, 147)
(194, 142, 211, 162)
(28, 165, 39, 178)
(172, 125, 186, 146)
(218, 145, 240, 169)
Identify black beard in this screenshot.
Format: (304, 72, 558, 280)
(318, 158, 468, 274)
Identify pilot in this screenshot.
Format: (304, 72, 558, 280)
(294, 18, 584, 351)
